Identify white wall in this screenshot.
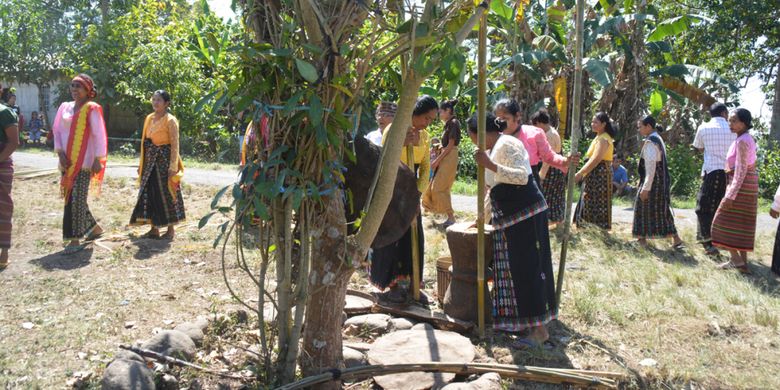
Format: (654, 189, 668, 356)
(0, 80, 63, 126)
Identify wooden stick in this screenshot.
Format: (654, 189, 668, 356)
(475, 1, 488, 339)
(556, 0, 586, 308)
(118, 344, 245, 380)
(407, 145, 421, 302)
(274, 362, 620, 390)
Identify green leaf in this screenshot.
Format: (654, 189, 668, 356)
(649, 89, 664, 116)
(295, 58, 319, 82)
(647, 15, 709, 42)
(583, 58, 613, 87)
(532, 35, 561, 52)
(309, 95, 323, 127)
(490, 0, 513, 21)
(198, 211, 216, 229)
(211, 185, 231, 209)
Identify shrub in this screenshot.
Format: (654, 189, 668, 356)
(457, 134, 477, 181)
(757, 136, 780, 200)
(666, 143, 702, 197)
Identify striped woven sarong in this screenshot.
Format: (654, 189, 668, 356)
(632, 161, 677, 239)
(574, 161, 612, 230)
(541, 167, 566, 223)
(711, 167, 758, 252)
(0, 157, 12, 249)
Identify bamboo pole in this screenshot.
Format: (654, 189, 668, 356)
(556, 0, 586, 306)
(274, 362, 623, 390)
(407, 145, 421, 302)
(476, 3, 488, 338)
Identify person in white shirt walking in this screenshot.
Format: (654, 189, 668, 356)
(692, 103, 735, 255)
(364, 102, 397, 146)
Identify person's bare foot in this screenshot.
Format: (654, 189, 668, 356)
(142, 227, 160, 239)
(162, 227, 175, 240)
(0, 249, 9, 270)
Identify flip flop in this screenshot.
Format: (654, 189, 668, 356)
(140, 231, 161, 239)
(511, 338, 554, 351)
(63, 245, 86, 255)
(0, 260, 8, 271)
(672, 242, 686, 251)
(85, 231, 104, 242)
(718, 261, 751, 275)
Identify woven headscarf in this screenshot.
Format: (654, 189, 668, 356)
(72, 74, 97, 99)
(376, 101, 398, 118)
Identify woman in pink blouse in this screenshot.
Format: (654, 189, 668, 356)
(711, 108, 757, 273)
(493, 99, 577, 185)
(52, 74, 108, 253)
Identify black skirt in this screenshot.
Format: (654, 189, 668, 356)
(130, 140, 185, 228)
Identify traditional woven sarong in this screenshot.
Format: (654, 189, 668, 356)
(574, 161, 612, 229)
(541, 167, 566, 223)
(422, 147, 458, 215)
(63, 170, 98, 240)
(0, 156, 12, 249)
(632, 136, 677, 238)
(130, 140, 186, 228)
(490, 182, 557, 332)
(711, 167, 758, 251)
(695, 170, 726, 243)
(370, 213, 424, 290)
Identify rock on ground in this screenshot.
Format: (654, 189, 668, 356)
(411, 322, 434, 331)
(344, 313, 391, 335)
(174, 322, 205, 346)
(343, 347, 368, 368)
(440, 373, 502, 390)
(141, 330, 196, 361)
(389, 317, 415, 331)
(367, 329, 476, 390)
(101, 359, 155, 390)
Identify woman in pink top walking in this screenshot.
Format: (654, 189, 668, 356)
(493, 99, 578, 189)
(711, 108, 758, 274)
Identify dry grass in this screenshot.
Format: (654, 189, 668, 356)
(2, 175, 779, 389)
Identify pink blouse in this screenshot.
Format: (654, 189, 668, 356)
(514, 124, 568, 173)
(723, 132, 757, 201)
(53, 102, 108, 170)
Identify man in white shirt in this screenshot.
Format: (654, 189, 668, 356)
(692, 102, 735, 255)
(364, 101, 397, 146)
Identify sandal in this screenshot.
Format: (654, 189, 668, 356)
(718, 261, 751, 274)
(85, 231, 104, 242)
(0, 259, 8, 271)
(63, 244, 86, 255)
(672, 242, 686, 251)
(511, 338, 554, 351)
(140, 231, 161, 239)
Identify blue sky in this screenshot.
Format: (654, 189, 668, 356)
(203, 0, 771, 124)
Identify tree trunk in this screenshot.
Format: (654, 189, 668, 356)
(770, 61, 780, 143)
(99, 0, 110, 24)
(301, 192, 352, 390)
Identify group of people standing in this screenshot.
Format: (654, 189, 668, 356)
(0, 74, 186, 270)
(364, 94, 777, 348)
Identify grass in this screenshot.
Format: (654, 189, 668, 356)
(3, 174, 780, 388)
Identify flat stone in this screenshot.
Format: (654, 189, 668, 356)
(389, 318, 415, 331)
(101, 359, 155, 390)
(192, 316, 210, 332)
(345, 294, 374, 314)
(111, 350, 144, 364)
(174, 322, 205, 346)
(411, 322, 434, 331)
(368, 329, 476, 390)
(343, 347, 368, 368)
(344, 314, 391, 335)
(141, 330, 196, 361)
(440, 373, 502, 390)
(159, 374, 178, 390)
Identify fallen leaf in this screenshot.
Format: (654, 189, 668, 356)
(163, 320, 174, 325)
(124, 321, 136, 329)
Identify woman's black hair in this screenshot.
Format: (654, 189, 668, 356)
(440, 99, 458, 112)
(732, 108, 753, 130)
(530, 109, 550, 125)
(640, 115, 656, 128)
(655, 125, 665, 133)
(493, 98, 521, 117)
(153, 89, 172, 104)
(413, 95, 439, 116)
(467, 111, 507, 134)
(594, 111, 616, 138)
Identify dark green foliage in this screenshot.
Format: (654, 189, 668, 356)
(758, 137, 780, 200)
(666, 143, 703, 197)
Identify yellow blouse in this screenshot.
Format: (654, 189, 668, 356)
(382, 125, 431, 193)
(142, 112, 181, 171)
(585, 132, 614, 162)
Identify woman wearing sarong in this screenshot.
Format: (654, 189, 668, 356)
(574, 112, 615, 230)
(712, 108, 758, 274)
(532, 109, 567, 224)
(423, 99, 460, 227)
(371, 95, 437, 304)
(770, 184, 780, 278)
(632, 116, 683, 248)
(52, 74, 108, 253)
(0, 97, 19, 270)
(470, 111, 556, 348)
(129, 90, 185, 239)
(493, 99, 573, 185)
